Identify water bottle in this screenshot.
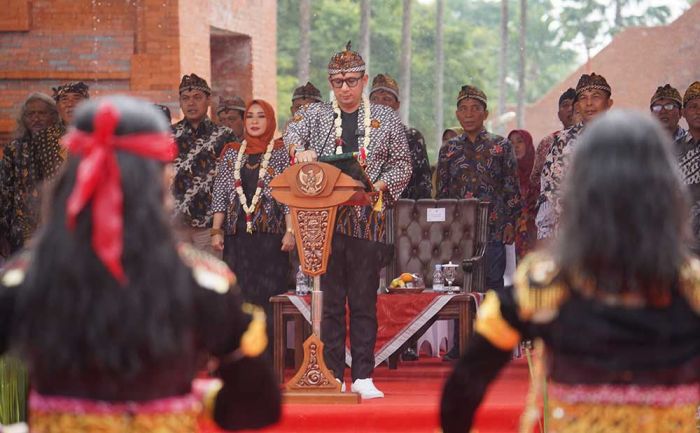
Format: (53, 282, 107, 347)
(433, 264, 445, 292)
(295, 266, 308, 296)
(306, 274, 314, 294)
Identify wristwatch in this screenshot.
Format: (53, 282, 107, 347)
(210, 228, 224, 237)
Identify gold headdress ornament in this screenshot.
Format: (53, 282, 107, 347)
(370, 73, 400, 101)
(457, 85, 488, 108)
(650, 84, 682, 108)
(327, 41, 366, 75)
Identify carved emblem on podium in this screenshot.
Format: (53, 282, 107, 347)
(297, 164, 326, 196)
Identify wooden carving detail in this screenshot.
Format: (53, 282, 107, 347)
(296, 208, 331, 275)
(294, 341, 331, 388)
(286, 334, 340, 393)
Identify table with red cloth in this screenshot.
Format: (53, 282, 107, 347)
(270, 291, 482, 382)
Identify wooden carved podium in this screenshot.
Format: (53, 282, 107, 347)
(270, 162, 369, 404)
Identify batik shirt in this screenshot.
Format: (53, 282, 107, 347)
(536, 123, 584, 239)
(401, 126, 432, 199)
(436, 129, 521, 242)
(32, 123, 67, 181)
(172, 118, 237, 228)
(677, 132, 700, 248)
(672, 126, 689, 157)
(211, 145, 290, 235)
(0, 135, 40, 253)
(283, 101, 412, 242)
(529, 131, 557, 212)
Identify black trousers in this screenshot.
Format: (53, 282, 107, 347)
(321, 234, 383, 381)
(484, 240, 506, 291)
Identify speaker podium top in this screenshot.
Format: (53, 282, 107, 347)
(270, 162, 371, 208)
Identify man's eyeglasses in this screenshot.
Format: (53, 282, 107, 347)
(651, 103, 679, 113)
(329, 77, 362, 89)
(457, 105, 485, 114)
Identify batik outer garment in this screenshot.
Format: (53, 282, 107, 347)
(31, 123, 66, 181)
(172, 118, 237, 228)
(401, 126, 432, 199)
(0, 135, 41, 252)
(211, 145, 290, 235)
(672, 126, 689, 152)
(436, 129, 521, 242)
(529, 131, 557, 214)
(536, 123, 584, 239)
(677, 132, 700, 248)
(283, 101, 412, 242)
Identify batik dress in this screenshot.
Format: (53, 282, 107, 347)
(211, 143, 290, 330)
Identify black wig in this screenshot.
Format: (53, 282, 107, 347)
(555, 110, 690, 305)
(12, 96, 194, 378)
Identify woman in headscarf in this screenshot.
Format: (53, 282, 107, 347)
(441, 110, 700, 433)
(0, 95, 281, 432)
(508, 129, 536, 258)
(441, 127, 463, 147)
(211, 99, 294, 353)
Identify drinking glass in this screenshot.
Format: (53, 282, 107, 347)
(442, 262, 458, 294)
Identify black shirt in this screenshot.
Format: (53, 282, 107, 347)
(236, 153, 262, 232)
(341, 110, 360, 153)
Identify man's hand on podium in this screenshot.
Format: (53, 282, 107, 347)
(295, 149, 318, 163)
(373, 180, 387, 192)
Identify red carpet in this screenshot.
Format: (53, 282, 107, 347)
(202, 357, 530, 433)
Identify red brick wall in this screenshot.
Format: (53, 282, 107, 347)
(209, 0, 277, 111)
(210, 33, 253, 105)
(0, 0, 30, 31)
(0, 0, 277, 145)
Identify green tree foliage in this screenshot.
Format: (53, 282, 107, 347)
(276, 0, 670, 159)
(556, 0, 672, 58)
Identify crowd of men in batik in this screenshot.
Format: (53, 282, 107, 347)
(1, 70, 699, 281)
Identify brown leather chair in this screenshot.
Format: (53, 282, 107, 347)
(388, 198, 489, 292)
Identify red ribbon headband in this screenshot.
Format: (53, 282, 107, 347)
(62, 102, 176, 284)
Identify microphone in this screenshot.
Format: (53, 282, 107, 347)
(316, 111, 339, 157)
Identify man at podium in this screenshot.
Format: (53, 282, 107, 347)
(284, 42, 411, 399)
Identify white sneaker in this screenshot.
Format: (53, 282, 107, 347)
(351, 378, 384, 399)
(335, 377, 346, 392)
